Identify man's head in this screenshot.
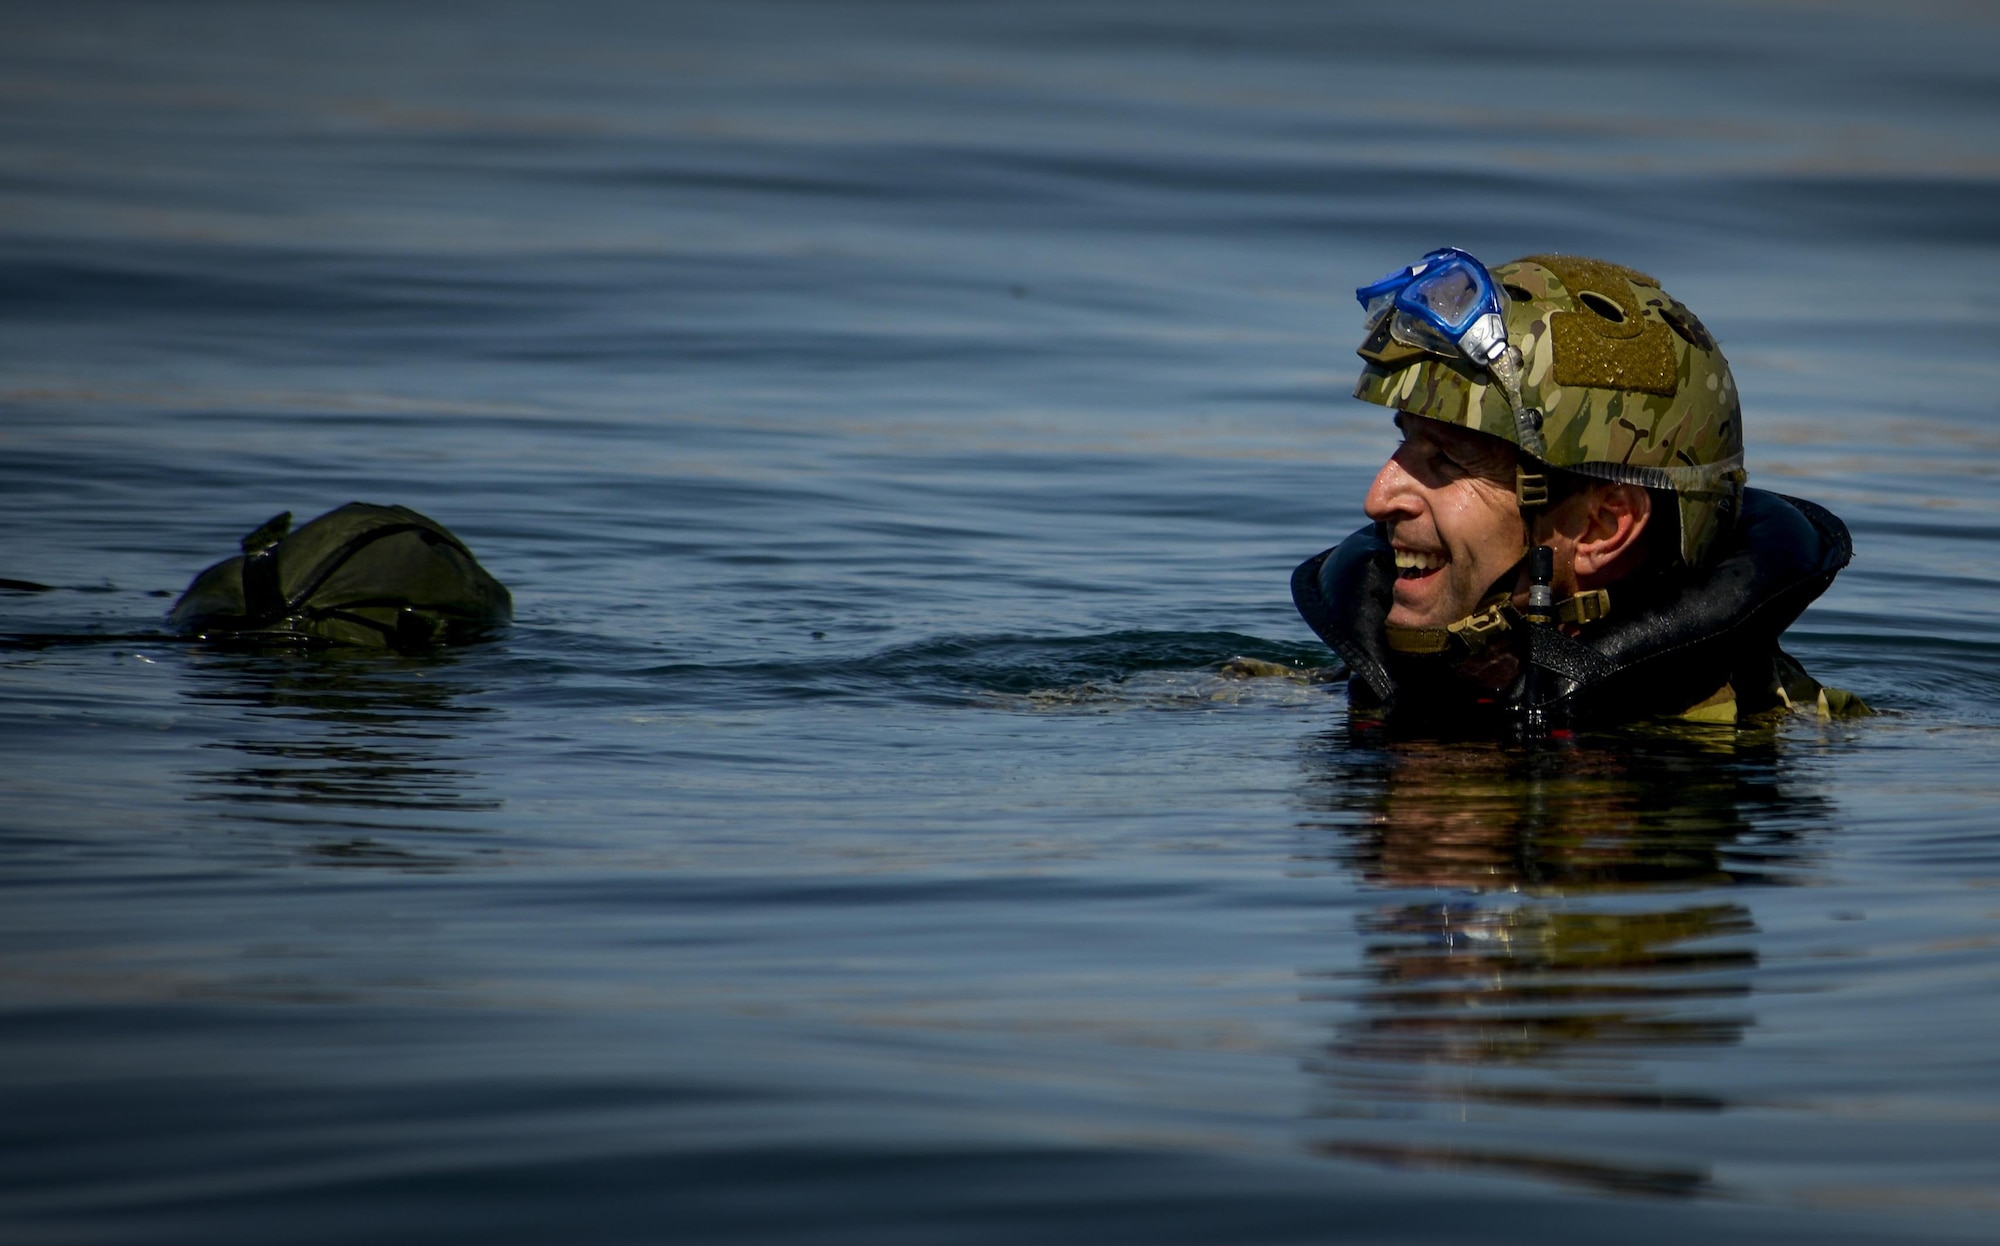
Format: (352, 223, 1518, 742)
(1363, 414, 1660, 629)
(1352, 251, 1746, 585)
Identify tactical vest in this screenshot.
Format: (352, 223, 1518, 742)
(1291, 489, 1856, 726)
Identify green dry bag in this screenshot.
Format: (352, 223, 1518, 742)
(168, 503, 511, 649)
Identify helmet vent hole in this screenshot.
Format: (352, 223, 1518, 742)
(1501, 283, 1535, 303)
(1577, 291, 1627, 322)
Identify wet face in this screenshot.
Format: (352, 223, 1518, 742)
(1362, 415, 1527, 629)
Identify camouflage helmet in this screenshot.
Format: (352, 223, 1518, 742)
(1353, 253, 1746, 567)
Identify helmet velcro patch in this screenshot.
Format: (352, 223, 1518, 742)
(1548, 313, 1679, 396)
(1520, 254, 1659, 291)
(1526, 254, 1680, 398)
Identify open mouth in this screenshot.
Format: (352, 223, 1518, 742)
(1393, 548, 1445, 581)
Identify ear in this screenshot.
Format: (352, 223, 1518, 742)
(1573, 483, 1653, 586)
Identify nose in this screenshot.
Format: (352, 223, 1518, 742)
(1363, 450, 1421, 525)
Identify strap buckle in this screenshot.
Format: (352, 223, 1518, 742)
(1384, 597, 1515, 657)
(1515, 468, 1549, 507)
(1446, 599, 1513, 651)
(1556, 588, 1611, 626)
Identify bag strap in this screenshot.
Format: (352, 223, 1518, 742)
(241, 521, 465, 628)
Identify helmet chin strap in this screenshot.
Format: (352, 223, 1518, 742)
(1380, 464, 1581, 663)
(1380, 545, 1611, 660)
(1380, 555, 1528, 658)
(1379, 460, 1548, 660)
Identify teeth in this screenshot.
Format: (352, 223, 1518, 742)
(1394, 550, 1445, 572)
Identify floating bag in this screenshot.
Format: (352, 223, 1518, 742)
(168, 503, 511, 650)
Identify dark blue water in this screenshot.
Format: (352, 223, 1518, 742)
(6, 2, 2000, 1241)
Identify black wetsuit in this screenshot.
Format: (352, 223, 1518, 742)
(1292, 488, 1854, 726)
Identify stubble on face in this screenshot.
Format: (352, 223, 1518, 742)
(1362, 416, 1527, 630)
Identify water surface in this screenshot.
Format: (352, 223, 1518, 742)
(5, 2, 2000, 1242)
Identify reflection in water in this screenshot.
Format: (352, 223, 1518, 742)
(180, 648, 502, 867)
(1296, 730, 1836, 1198)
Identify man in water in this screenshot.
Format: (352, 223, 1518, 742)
(1292, 249, 1863, 728)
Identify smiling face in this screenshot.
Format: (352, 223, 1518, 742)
(1362, 415, 1528, 629)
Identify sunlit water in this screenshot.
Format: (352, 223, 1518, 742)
(5, 2, 2000, 1242)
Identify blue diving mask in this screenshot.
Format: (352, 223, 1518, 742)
(1355, 247, 1543, 457)
(1355, 246, 1512, 369)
